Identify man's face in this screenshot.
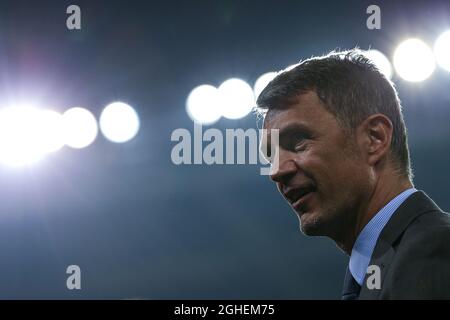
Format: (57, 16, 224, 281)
(262, 91, 373, 240)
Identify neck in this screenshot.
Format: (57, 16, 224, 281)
(337, 172, 413, 255)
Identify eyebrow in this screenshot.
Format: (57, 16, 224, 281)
(280, 123, 311, 138)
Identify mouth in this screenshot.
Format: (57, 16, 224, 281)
(284, 185, 316, 211)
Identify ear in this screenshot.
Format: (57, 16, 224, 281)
(356, 114, 393, 167)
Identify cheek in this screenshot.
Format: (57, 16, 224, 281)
(295, 148, 341, 183)
(293, 141, 368, 190)
(308, 149, 365, 192)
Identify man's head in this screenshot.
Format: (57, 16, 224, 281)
(257, 50, 412, 244)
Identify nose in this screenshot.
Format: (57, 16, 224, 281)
(269, 148, 298, 184)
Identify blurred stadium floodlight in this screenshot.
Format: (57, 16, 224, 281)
(37, 109, 65, 153)
(62, 107, 98, 149)
(393, 38, 436, 82)
(100, 102, 140, 143)
(0, 106, 45, 167)
(218, 78, 255, 120)
(253, 72, 278, 100)
(186, 34, 450, 125)
(186, 84, 221, 125)
(434, 30, 450, 72)
(364, 49, 393, 79)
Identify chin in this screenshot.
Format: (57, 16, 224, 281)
(298, 211, 326, 236)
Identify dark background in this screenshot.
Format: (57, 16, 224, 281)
(0, 0, 448, 299)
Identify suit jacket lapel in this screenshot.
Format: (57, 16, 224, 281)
(358, 191, 442, 299)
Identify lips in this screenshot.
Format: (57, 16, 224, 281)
(292, 191, 315, 211)
(283, 185, 316, 210)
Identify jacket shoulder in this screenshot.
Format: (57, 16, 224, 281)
(382, 210, 450, 299)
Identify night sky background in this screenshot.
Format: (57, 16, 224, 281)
(0, 0, 449, 299)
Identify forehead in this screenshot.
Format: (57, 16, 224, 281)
(263, 91, 336, 131)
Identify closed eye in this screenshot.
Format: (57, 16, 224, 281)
(278, 123, 313, 153)
(294, 140, 308, 152)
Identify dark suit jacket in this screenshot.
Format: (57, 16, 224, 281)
(358, 190, 450, 299)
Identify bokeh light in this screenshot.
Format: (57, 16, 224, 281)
(186, 85, 221, 125)
(393, 38, 436, 82)
(100, 102, 140, 143)
(434, 30, 450, 72)
(253, 72, 278, 100)
(37, 109, 65, 154)
(0, 106, 44, 167)
(218, 78, 255, 119)
(62, 107, 98, 149)
(364, 49, 393, 78)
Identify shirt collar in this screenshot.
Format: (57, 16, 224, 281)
(349, 187, 417, 285)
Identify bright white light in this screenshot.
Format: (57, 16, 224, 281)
(0, 107, 45, 167)
(218, 78, 255, 119)
(37, 110, 64, 153)
(254, 72, 277, 99)
(62, 107, 98, 149)
(364, 49, 393, 78)
(186, 85, 221, 125)
(285, 63, 298, 71)
(100, 102, 140, 143)
(434, 30, 450, 71)
(393, 38, 436, 82)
